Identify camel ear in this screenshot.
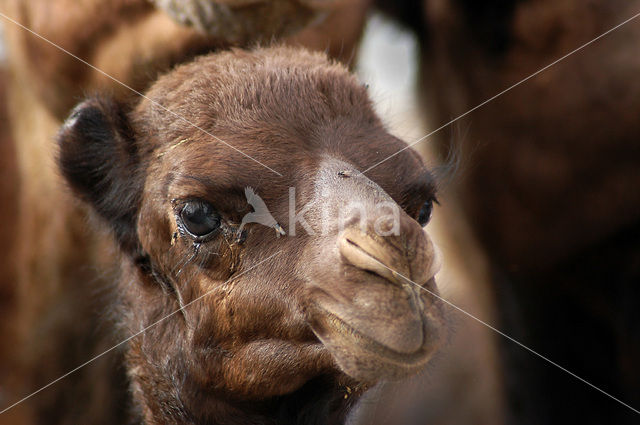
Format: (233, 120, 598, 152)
(57, 97, 143, 254)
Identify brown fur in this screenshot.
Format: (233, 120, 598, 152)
(1, 0, 368, 120)
(0, 2, 373, 423)
(0, 65, 18, 400)
(379, 0, 640, 423)
(52, 46, 445, 424)
(152, 0, 322, 43)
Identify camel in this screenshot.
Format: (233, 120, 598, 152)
(53, 46, 445, 424)
(0, 1, 495, 422)
(0, 1, 372, 422)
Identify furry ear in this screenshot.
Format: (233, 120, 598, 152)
(57, 97, 143, 255)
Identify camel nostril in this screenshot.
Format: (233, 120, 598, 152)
(338, 226, 439, 287)
(338, 229, 409, 286)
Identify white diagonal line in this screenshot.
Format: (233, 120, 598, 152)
(358, 10, 640, 176)
(366, 255, 640, 416)
(0, 251, 282, 415)
(0, 11, 283, 177)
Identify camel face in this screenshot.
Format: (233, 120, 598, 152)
(58, 46, 445, 415)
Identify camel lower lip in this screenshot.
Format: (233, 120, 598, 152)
(315, 304, 431, 366)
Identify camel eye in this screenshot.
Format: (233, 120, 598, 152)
(179, 201, 221, 238)
(417, 199, 434, 227)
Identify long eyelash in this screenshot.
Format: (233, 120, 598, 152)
(155, 252, 192, 322)
(173, 246, 198, 278)
(197, 242, 221, 266)
(174, 244, 225, 326)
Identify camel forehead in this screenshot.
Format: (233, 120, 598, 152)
(148, 46, 365, 107)
(137, 46, 431, 206)
(191, 46, 364, 100)
(136, 47, 375, 146)
(151, 132, 427, 192)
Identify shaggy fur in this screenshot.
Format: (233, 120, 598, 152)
(0, 2, 369, 422)
(54, 46, 445, 424)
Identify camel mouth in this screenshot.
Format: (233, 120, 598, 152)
(317, 304, 432, 364)
(308, 278, 443, 383)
